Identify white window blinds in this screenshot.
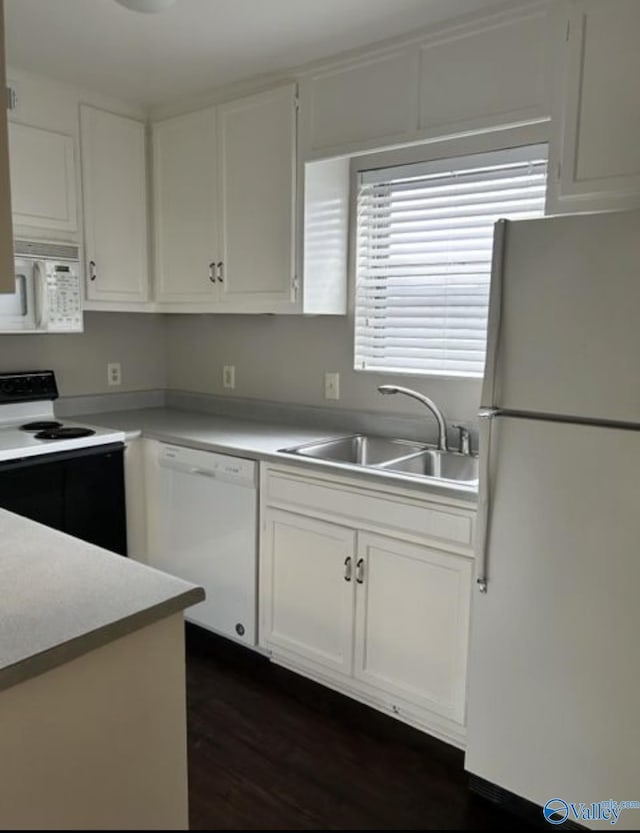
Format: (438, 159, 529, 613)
(354, 144, 548, 378)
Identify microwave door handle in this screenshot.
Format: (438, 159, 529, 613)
(17, 274, 27, 317)
(34, 261, 48, 330)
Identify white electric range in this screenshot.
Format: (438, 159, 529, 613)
(0, 370, 128, 555)
(0, 370, 125, 460)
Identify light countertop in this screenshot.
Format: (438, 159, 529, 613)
(78, 407, 478, 503)
(0, 508, 204, 693)
(77, 407, 341, 454)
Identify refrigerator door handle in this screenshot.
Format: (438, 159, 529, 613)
(475, 411, 499, 592)
(478, 408, 502, 420)
(480, 219, 507, 410)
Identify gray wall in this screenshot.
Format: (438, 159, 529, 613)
(166, 314, 482, 426)
(0, 312, 481, 425)
(0, 313, 167, 396)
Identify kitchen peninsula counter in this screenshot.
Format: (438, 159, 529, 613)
(0, 507, 203, 692)
(0, 507, 203, 830)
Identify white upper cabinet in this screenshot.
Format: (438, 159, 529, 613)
(217, 85, 296, 311)
(299, 5, 550, 161)
(417, 9, 548, 139)
(300, 49, 418, 158)
(8, 122, 77, 235)
(152, 84, 297, 313)
(548, 0, 640, 213)
(152, 107, 219, 304)
(80, 105, 149, 305)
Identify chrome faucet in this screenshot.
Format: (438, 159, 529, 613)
(378, 385, 449, 452)
(452, 424, 472, 456)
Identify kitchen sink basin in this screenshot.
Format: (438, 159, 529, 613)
(380, 449, 479, 483)
(281, 435, 427, 466)
(281, 434, 479, 487)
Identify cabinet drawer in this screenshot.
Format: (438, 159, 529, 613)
(264, 469, 474, 553)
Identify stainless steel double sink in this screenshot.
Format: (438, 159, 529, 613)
(280, 434, 478, 485)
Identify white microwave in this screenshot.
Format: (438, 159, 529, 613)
(0, 240, 83, 333)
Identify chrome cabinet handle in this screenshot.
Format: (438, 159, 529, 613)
(208, 262, 216, 283)
(89, 260, 97, 281)
(356, 558, 365, 584)
(344, 556, 352, 582)
(217, 261, 224, 283)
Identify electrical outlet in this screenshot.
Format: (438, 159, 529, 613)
(223, 365, 236, 389)
(324, 372, 340, 400)
(107, 362, 122, 387)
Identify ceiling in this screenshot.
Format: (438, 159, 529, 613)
(5, 0, 532, 109)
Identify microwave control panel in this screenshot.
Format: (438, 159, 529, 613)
(44, 262, 83, 332)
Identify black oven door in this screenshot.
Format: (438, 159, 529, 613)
(0, 443, 127, 556)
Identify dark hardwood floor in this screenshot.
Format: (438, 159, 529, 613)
(186, 626, 535, 831)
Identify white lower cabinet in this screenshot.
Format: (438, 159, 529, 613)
(260, 464, 475, 747)
(353, 533, 471, 727)
(261, 510, 355, 675)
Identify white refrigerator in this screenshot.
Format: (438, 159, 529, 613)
(465, 209, 640, 831)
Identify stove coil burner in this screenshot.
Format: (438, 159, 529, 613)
(34, 427, 97, 440)
(20, 421, 63, 431)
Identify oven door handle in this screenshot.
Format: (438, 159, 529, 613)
(0, 443, 125, 472)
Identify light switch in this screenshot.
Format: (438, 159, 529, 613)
(223, 365, 236, 389)
(324, 372, 340, 400)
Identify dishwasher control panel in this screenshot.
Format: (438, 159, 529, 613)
(158, 444, 257, 487)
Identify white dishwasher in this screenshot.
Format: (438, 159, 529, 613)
(149, 442, 258, 646)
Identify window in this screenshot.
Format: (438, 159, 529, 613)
(354, 144, 548, 378)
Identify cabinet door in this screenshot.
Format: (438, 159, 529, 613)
(152, 107, 219, 305)
(80, 105, 149, 303)
(548, 0, 640, 213)
(261, 509, 356, 675)
(354, 532, 472, 725)
(8, 123, 77, 234)
(418, 10, 548, 139)
(218, 85, 296, 311)
(300, 49, 418, 157)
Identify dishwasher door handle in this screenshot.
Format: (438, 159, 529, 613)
(158, 459, 217, 478)
(157, 448, 257, 488)
(158, 457, 191, 473)
(189, 467, 218, 478)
